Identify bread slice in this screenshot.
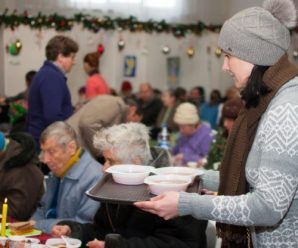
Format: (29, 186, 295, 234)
(8, 221, 34, 235)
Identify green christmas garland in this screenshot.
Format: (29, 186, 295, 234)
(0, 9, 221, 37)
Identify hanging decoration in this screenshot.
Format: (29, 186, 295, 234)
(97, 43, 105, 56)
(187, 46, 195, 58)
(0, 9, 222, 38)
(215, 47, 222, 58)
(6, 39, 22, 56)
(162, 46, 170, 55)
(118, 39, 125, 51)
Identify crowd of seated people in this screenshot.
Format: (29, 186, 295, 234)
(0, 35, 241, 248)
(51, 122, 208, 248)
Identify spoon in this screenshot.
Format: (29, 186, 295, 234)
(61, 235, 71, 247)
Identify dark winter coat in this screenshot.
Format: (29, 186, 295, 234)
(0, 132, 44, 220)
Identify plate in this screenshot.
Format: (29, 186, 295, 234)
(46, 238, 81, 248)
(25, 238, 40, 244)
(5, 228, 42, 237)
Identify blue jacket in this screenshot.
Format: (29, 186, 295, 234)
(31, 151, 102, 234)
(27, 61, 73, 145)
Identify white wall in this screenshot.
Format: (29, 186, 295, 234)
(1, 25, 233, 104)
(1, 0, 297, 104)
(226, 0, 262, 17)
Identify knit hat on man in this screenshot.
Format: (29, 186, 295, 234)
(174, 102, 199, 125)
(218, 0, 296, 66)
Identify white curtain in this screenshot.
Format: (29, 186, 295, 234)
(0, 0, 196, 23)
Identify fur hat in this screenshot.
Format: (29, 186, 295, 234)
(218, 0, 296, 66)
(174, 102, 199, 125)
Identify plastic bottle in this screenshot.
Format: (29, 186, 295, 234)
(158, 125, 170, 149)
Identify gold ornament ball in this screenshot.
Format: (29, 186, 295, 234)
(215, 47, 222, 57)
(15, 40, 22, 49)
(187, 47, 195, 58)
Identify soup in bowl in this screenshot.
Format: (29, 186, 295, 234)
(153, 166, 204, 182)
(144, 174, 192, 195)
(105, 164, 154, 185)
(46, 238, 81, 248)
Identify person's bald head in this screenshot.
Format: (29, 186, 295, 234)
(139, 82, 153, 102)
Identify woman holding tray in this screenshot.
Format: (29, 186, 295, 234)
(135, 0, 298, 247)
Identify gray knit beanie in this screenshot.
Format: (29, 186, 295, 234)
(218, 0, 297, 66)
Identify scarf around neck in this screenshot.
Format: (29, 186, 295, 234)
(216, 54, 298, 246)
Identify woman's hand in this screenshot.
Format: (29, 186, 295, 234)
(87, 239, 105, 248)
(174, 153, 184, 162)
(134, 191, 180, 220)
(51, 225, 71, 237)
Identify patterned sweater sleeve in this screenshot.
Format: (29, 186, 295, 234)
(178, 83, 298, 227)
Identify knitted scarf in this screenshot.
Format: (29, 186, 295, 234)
(216, 54, 298, 247)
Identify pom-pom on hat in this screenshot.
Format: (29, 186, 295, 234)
(218, 0, 296, 66)
(0, 132, 5, 151)
(174, 102, 199, 125)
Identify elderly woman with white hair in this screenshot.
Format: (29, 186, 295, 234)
(94, 122, 153, 171)
(51, 122, 208, 248)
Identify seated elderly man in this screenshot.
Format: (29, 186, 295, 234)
(52, 122, 207, 248)
(31, 121, 102, 234)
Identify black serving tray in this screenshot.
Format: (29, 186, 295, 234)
(86, 173, 201, 205)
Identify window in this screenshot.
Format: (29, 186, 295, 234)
(71, 0, 176, 8)
(143, 0, 176, 8)
(110, 0, 141, 3)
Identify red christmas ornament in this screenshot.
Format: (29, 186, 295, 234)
(97, 44, 105, 55)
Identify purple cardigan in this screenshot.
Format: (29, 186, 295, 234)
(27, 61, 73, 146)
(172, 124, 213, 164)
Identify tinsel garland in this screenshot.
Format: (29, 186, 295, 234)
(0, 9, 221, 37)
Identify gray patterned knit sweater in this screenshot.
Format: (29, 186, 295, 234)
(178, 77, 298, 248)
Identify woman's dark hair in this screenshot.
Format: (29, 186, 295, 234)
(174, 87, 187, 102)
(25, 70, 36, 83)
(84, 52, 100, 69)
(241, 65, 271, 108)
(210, 89, 222, 105)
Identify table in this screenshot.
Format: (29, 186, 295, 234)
(1, 217, 51, 244)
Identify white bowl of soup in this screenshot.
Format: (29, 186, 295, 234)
(46, 238, 81, 248)
(106, 164, 154, 185)
(153, 166, 204, 182)
(144, 174, 192, 195)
